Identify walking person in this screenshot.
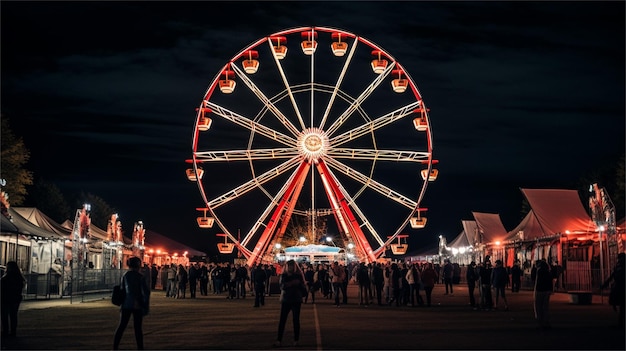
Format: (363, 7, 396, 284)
(532, 259, 553, 330)
(491, 260, 509, 310)
(113, 257, 150, 350)
(1, 261, 26, 339)
(274, 260, 307, 347)
(602, 252, 625, 328)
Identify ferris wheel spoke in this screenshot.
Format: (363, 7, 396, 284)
(268, 40, 306, 131)
(207, 157, 300, 210)
(319, 38, 359, 130)
(330, 100, 421, 147)
(324, 157, 417, 209)
(194, 148, 300, 162)
(327, 148, 431, 162)
(230, 64, 301, 137)
(240, 161, 309, 247)
(321, 164, 386, 247)
(204, 101, 297, 147)
(325, 62, 396, 137)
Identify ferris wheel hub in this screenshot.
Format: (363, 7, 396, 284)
(298, 128, 329, 162)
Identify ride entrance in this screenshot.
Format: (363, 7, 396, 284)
(187, 27, 437, 266)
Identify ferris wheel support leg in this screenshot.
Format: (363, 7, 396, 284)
(247, 162, 311, 266)
(316, 160, 377, 263)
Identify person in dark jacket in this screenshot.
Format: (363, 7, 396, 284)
(252, 264, 267, 307)
(533, 259, 553, 330)
(491, 260, 509, 310)
(1, 261, 26, 338)
(442, 259, 454, 295)
(510, 260, 522, 292)
(274, 260, 307, 347)
(478, 260, 493, 310)
(602, 252, 625, 328)
(113, 256, 150, 350)
(466, 261, 479, 309)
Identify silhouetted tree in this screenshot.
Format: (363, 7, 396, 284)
(0, 115, 33, 205)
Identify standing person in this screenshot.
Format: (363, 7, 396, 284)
(253, 263, 267, 307)
(510, 260, 522, 293)
(274, 260, 307, 347)
(329, 261, 346, 307)
(372, 263, 384, 306)
(478, 260, 494, 310)
(442, 259, 454, 295)
(150, 264, 158, 290)
(466, 261, 479, 310)
(420, 263, 437, 307)
(199, 263, 209, 296)
(405, 263, 418, 307)
(166, 264, 177, 298)
(356, 262, 371, 306)
(602, 253, 625, 328)
(387, 263, 402, 306)
(113, 256, 150, 350)
(491, 260, 509, 310)
(532, 259, 553, 330)
(188, 263, 198, 298)
(1, 261, 26, 338)
(176, 264, 188, 299)
(303, 265, 316, 304)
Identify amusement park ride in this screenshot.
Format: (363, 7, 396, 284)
(186, 27, 438, 266)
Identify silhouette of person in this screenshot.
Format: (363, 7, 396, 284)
(113, 257, 150, 350)
(1, 261, 26, 338)
(274, 260, 307, 347)
(602, 253, 625, 328)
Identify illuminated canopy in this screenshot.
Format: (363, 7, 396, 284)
(519, 188, 595, 236)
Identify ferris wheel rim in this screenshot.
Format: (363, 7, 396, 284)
(190, 26, 435, 263)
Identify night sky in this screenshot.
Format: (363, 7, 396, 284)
(2, 2, 624, 257)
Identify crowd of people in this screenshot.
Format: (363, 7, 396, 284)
(1, 253, 624, 348)
(144, 257, 559, 311)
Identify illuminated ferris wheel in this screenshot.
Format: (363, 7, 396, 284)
(187, 27, 438, 265)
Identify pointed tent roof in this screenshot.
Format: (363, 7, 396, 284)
(462, 220, 479, 246)
(507, 210, 547, 241)
(448, 229, 470, 248)
(448, 220, 481, 249)
(13, 207, 72, 237)
(520, 189, 595, 235)
(472, 212, 509, 244)
(4, 207, 66, 240)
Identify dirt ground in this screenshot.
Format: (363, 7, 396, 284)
(2, 284, 624, 350)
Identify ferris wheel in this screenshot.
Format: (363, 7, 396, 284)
(187, 26, 438, 265)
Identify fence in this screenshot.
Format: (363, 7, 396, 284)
(23, 268, 127, 301)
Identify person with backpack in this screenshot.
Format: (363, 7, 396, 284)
(113, 257, 150, 350)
